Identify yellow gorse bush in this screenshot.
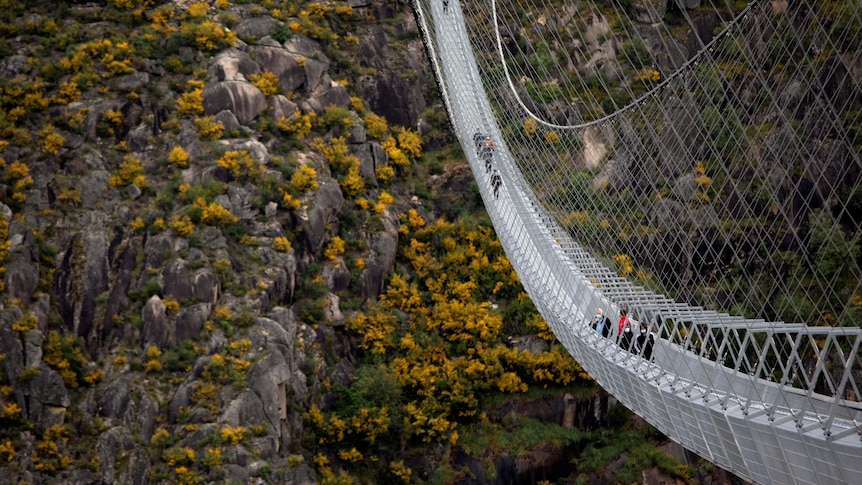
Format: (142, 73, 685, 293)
(277, 110, 316, 139)
(324, 236, 345, 260)
(168, 146, 190, 168)
(217, 150, 261, 183)
(272, 236, 292, 252)
(328, 214, 592, 462)
(364, 112, 387, 140)
(177, 81, 204, 115)
(248, 71, 279, 96)
(109, 154, 146, 189)
(291, 163, 319, 193)
(196, 198, 238, 226)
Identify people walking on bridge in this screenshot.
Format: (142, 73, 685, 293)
(617, 308, 637, 351)
(473, 128, 485, 152)
(634, 321, 655, 360)
(617, 307, 632, 334)
(591, 308, 611, 338)
(491, 169, 502, 199)
(480, 136, 494, 172)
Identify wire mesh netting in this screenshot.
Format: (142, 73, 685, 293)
(414, 0, 862, 482)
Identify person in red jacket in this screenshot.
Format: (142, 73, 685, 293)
(617, 307, 631, 334)
(617, 307, 636, 351)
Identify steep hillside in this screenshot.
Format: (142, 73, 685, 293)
(0, 1, 738, 484)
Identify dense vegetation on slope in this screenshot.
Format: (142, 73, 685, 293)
(0, 0, 736, 483)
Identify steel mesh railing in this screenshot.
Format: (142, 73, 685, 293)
(414, 0, 862, 483)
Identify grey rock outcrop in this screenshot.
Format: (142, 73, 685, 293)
(193, 268, 220, 304)
(162, 259, 193, 301)
(300, 77, 351, 114)
(54, 211, 111, 339)
(234, 16, 282, 41)
(297, 179, 344, 254)
(141, 295, 168, 349)
(202, 80, 267, 126)
(96, 376, 158, 440)
(357, 211, 399, 298)
(283, 34, 331, 90)
(96, 426, 149, 485)
(208, 48, 260, 82)
(253, 44, 305, 93)
(174, 303, 210, 343)
(271, 94, 299, 121)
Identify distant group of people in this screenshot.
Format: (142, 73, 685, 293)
(591, 307, 656, 360)
(473, 128, 502, 199)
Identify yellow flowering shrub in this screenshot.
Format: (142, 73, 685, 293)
(248, 71, 279, 96)
(217, 150, 261, 182)
(11, 312, 38, 333)
(345, 302, 395, 354)
(194, 116, 224, 140)
(52, 80, 81, 105)
(186, 1, 208, 18)
(364, 112, 387, 140)
(168, 146, 190, 168)
(291, 163, 318, 193)
(324, 236, 345, 260)
(177, 82, 204, 115)
(382, 136, 408, 169)
(162, 446, 195, 467)
(0, 441, 14, 463)
(375, 164, 394, 183)
(180, 19, 236, 52)
(169, 213, 195, 236)
(220, 426, 245, 445)
(276, 110, 316, 139)
(396, 128, 422, 159)
(613, 253, 633, 277)
(196, 198, 238, 226)
(109, 154, 146, 189)
(0, 402, 21, 419)
(272, 236, 292, 252)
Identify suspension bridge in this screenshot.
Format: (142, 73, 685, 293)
(414, 0, 862, 483)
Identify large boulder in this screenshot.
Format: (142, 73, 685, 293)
(174, 303, 210, 344)
(26, 365, 71, 428)
(297, 179, 344, 254)
(234, 16, 282, 41)
(216, 185, 258, 221)
(202, 80, 267, 126)
(141, 295, 168, 349)
(271, 95, 298, 121)
(300, 77, 351, 114)
(96, 426, 149, 485)
(78, 170, 113, 208)
(357, 211, 399, 299)
(161, 259, 193, 302)
(96, 376, 159, 440)
(53, 211, 111, 339)
(253, 44, 305, 93)
(193, 268, 220, 304)
(208, 48, 260, 82)
(283, 34, 331, 90)
(354, 141, 387, 182)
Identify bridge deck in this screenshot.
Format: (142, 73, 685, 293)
(414, 0, 862, 483)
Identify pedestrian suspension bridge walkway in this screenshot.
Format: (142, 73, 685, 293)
(414, 0, 862, 483)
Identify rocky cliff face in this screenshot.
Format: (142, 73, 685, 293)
(0, 0, 442, 482)
(0, 1, 742, 483)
